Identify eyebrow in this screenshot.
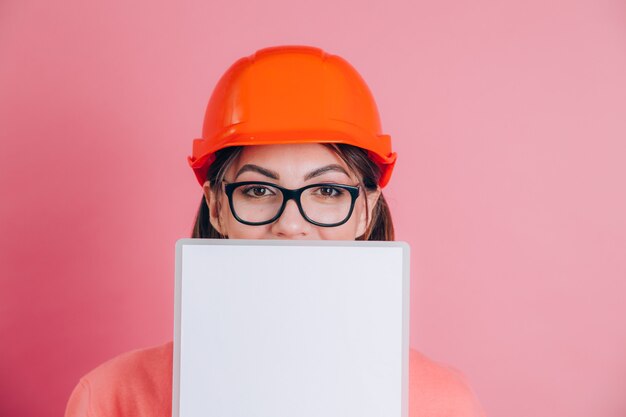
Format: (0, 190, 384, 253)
(235, 164, 279, 180)
(234, 163, 350, 181)
(303, 164, 350, 181)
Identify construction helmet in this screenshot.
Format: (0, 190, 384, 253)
(188, 45, 397, 187)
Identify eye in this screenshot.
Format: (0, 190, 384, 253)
(241, 185, 276, 198)
(315, 185, 344, 198)
(252, 187, 267, 197)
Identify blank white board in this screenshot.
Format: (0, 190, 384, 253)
(174, 239, 409, 417)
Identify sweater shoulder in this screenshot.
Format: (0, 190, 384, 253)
(409, 348, 485, 417)
(84, 341, 173, 387)
(65, 342, 173, 417)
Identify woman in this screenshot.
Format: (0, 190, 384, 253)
(65, 45, 486, 416)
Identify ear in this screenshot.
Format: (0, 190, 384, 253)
(202, 181, 228, 237)
(355, 187, 382, 238)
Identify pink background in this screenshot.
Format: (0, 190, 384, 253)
(1, 0, 625, 416)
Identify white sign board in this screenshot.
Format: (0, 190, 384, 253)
(174, 239, 409, 417)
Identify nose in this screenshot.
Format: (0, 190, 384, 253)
(269, 199, 311, 239)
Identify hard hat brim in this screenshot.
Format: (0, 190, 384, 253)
(189, 129, 396, 188)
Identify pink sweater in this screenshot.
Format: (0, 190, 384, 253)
(65, 342, 485, 417)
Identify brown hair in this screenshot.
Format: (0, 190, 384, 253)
(191, 144, 394, 240)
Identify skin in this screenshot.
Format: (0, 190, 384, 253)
(202, 143, 381, 240)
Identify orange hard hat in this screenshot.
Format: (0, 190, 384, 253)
(188, 45, 397, 187)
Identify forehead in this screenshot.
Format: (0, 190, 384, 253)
(229, 143, 355, 177)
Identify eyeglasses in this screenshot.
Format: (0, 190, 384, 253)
(223, 181, 360, 227)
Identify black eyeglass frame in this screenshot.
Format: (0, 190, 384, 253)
(223, 181, 361, 227)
